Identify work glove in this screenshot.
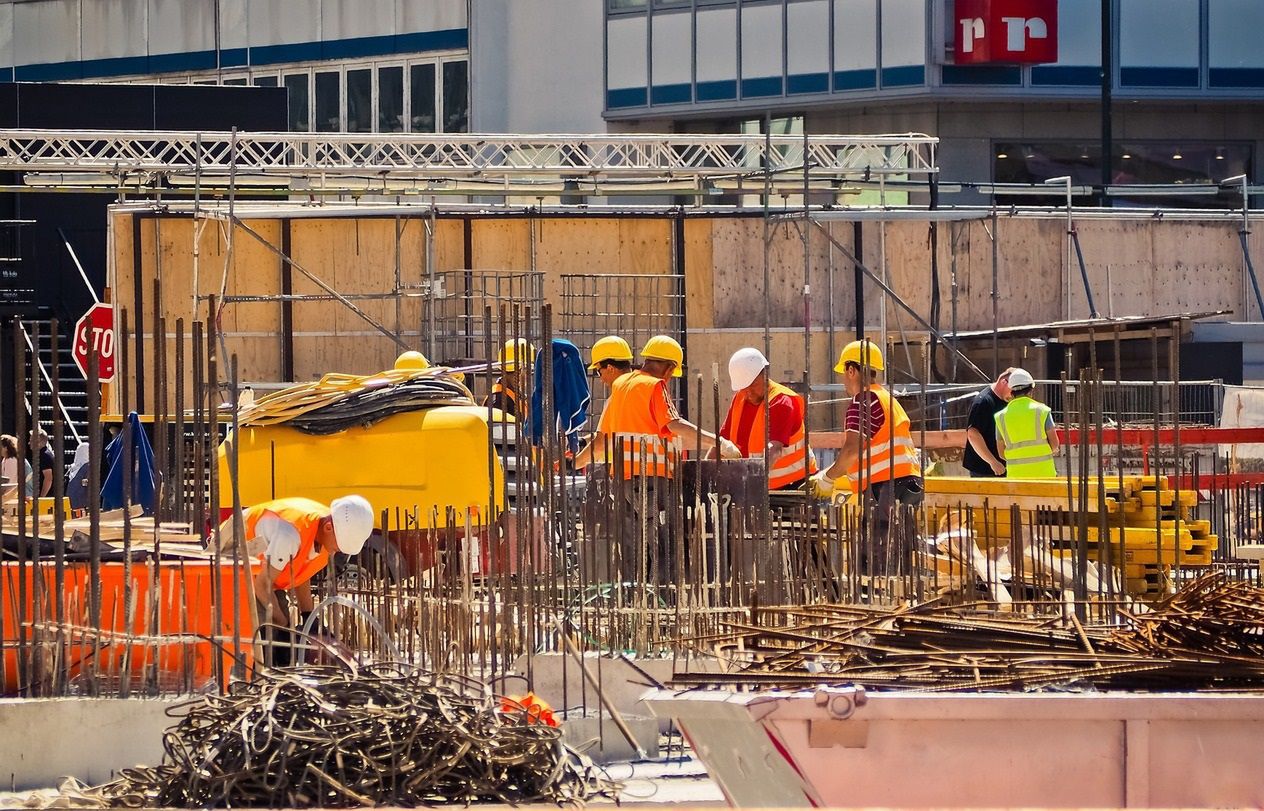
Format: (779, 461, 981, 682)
(718, 438, 743, 460)
(809, 470, 837, 499)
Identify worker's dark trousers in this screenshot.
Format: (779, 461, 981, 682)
(861, 476, 925, 577)
(618, 476, 675, 586)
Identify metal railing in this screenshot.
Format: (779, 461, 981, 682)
(19, 320, 83, 446)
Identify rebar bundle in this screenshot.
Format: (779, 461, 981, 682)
(94, 664, 617, 808)
(675, 573, 1264, 693)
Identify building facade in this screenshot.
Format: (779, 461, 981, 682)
(601, 0, 1264, 205)
(0, 0, 1257, 205)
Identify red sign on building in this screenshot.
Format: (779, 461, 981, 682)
(954, 0, 1058, 65)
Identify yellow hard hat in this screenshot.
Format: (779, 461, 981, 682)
(499, 338, 536, 373)
(393, 350, 430, 371)
(588, 335, 634, 371)
(835, 339, 885, 373)
(640, 334, 683, 377)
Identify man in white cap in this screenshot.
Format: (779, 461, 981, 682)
(994, 368, 1060, 478)
(720, 347, 817, 490)
(222, 495, 374, 663)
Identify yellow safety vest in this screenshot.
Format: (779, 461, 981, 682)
(995, 397, 1057, 478)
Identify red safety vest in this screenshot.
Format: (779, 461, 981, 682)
(723, 380, 818, 489)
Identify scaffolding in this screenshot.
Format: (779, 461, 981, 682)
(427, 268, 544, 369)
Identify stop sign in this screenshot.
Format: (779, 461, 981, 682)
(72, 303, 116, 383)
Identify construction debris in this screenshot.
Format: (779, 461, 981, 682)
(674, 572, 1264, 693)
(89, 664, 618, 808)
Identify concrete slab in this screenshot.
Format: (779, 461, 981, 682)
(0, 697, 183, 791)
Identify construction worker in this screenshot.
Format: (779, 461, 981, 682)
(573, 336, 634, 470)
(221, 495, 374, 665)
(963, 368, 1014, 478)
(589, 335, 739, 583)
(810, 339, 922, 576)
(483, 338, 534, 419)
(994, 368, 1060, 478)
(720, 347, 817, 490)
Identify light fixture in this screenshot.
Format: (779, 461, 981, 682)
(996, 151, 1009, 159)
(1215, 148, 1226, 161)
(1172, 151, 1183, 160)
(1121, 150, 1132, 159)
(1079, 146, 1089, 159)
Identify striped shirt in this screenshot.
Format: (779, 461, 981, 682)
(844, 389, 886, 439)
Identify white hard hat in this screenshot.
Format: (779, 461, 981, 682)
(329, 495, 374, 555)
(1008, 368, 1035, 388)
(728, 347, 769, 392)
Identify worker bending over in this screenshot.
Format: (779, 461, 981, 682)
(589, 335, 739, 583)
(573, 336, 635, 469)
(720, 347, 817, 490)
(994, 368, 1060, 478)
(484, 338, 535, 419)
(810, 340, 922, 576)
(223, 495, 374, 665)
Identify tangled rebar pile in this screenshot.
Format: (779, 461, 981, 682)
(676, 573, 1264, 693)
(94, 664, 616, 808)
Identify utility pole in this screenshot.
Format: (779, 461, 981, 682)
(1100, 0, 1113, 207)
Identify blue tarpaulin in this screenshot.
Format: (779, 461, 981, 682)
(101, 411, 157, 514)
(530, 339, 591, 453)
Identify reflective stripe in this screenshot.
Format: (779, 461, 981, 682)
(1006, 437, 1048, 450)
(997, 397, 1056, 478)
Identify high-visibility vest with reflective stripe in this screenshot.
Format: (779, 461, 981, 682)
(845, 384, 921, 489)
(245, 497, 330, 590)
(723, 380, 818, 489)
(995, 397, 1057, 478)
(484, 381, 521, 418)
(602, 370, 679, 479)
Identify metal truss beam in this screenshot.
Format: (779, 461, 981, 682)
(0, 129, 936, 185)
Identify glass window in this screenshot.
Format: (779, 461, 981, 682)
(223, 77, 247, 86)
(994, 141, 1254, 208)
(442, 60, 469, 133)
(347, 68, 372, 133)
(284, 73, 310, 132)
(609, 0, 648, 9)
(378, 66, 403, 133)
(410, 63, 436, 132)
(314, 70, 341, 132)
(254, 75, 278, 87)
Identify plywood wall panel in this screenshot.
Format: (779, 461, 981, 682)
(471, 219, 531, 270)
(683, 218, 714, 329)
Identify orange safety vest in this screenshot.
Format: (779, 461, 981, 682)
(245, 497, 330, 590)
(723, 380, 818, 489)
(601, 370, 679, 479)
(484, 381, 522, 418)
(846, 384, 921, 490)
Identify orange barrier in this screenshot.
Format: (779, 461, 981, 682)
(1, 560, 258, 694)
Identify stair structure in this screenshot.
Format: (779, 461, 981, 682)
(19, 319, 87, 466)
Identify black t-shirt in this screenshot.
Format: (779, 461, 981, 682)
(38, 446, 56, 476)
(962, 387, 1007, 475)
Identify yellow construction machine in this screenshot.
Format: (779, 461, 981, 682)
(216, 355, 512, 582)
